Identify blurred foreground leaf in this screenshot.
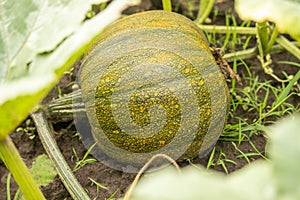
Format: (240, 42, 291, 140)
(130, 114, 300, 200)
(269, 115, 300, 199)
(0, 0, 138, 140)
(235, 0, 300, 43)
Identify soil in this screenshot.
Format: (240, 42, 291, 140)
(1, 0, 299, 199)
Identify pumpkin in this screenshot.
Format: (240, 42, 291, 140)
(74, 10, 229, 172)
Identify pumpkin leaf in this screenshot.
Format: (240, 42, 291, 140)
(235, 0, 300, 43)
(0, 0, 138, 140)
(13, 154, 57, 200)
(29, 154, 57, 187)
(130, 162, 273, 200)
(130, 115, 300, 200)
(269, 114, 300, 199)
(0, 0, 108, 81)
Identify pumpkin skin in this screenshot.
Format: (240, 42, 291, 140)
(76, 10, 229, 171)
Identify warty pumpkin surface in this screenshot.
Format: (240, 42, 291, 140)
(75, 10, 229, 171)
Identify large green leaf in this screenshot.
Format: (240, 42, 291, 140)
(235, 0, 300, 43)
(130, 162, 273, 200)
(130, 115, 300, 200)
(269, 115, 300, 199)
(0, 0, 105, 81)
(0, 0, 138, 140)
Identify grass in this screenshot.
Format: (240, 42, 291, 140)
(72, 143, 97, 172)
(89, 177, 109, 191)
(193, 6, 300, 171)
(206, 147, 237, 174)
(106, 189, 119, 200)
(200, 55, 300, 173)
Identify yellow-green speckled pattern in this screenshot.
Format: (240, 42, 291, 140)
(79, 10, 229, 167)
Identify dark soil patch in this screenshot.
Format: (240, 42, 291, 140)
(1, 0, 299, 199)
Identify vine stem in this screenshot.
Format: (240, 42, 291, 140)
(162, 0, 172, 11)
(265, 25, 279, 54)
(198, 24, 300, 61)
(195, 0, 215, 24)
(31, 109, 91, 200)
(223, 42, 299, 62)
(276, 36, 300, 60)
(197, 25, 257, 35)
(0, 136, 45, 200)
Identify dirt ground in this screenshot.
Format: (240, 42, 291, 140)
(1, 0, 299, 199)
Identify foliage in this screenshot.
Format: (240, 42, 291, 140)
(195, 0, 215, 24)
(29, 154, 57, 186)
(232, 0, 300, 82)
(130, 114, 300, 200)
(13, 154, 57, 200)
(235, 0, 300, 43)
(0, 0, 136, 140)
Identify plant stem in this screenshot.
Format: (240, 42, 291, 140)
(0, 136, 45, 200)
(47, 89, 84, 119)
(276, 36, 300, 60)
(265, 26, 279, 54)
(256, 21, 270, 55)
(162, 0, 172, 11)
(195, 0, 215, 24)
(31, 109, 91, 200)
(223, 43, 297, 62)
(198, 25, 257, 35)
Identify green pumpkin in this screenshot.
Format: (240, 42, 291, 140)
(77, 10, 229, 171)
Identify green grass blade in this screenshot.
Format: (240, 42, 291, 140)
(277, 61, 300, 68)
(275, 67, 300, 105)
(6, 173, 11, 200)
(196, 0, 214, 24)
(256, 21, 269, 56)
(89, 178, 109, 190)
(206, 147, 216, 169)
(265, 26, 279, 54)
(231, 142, 250, 164)
(222, 13, 231, 49)
(107, 188, 119, 200)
